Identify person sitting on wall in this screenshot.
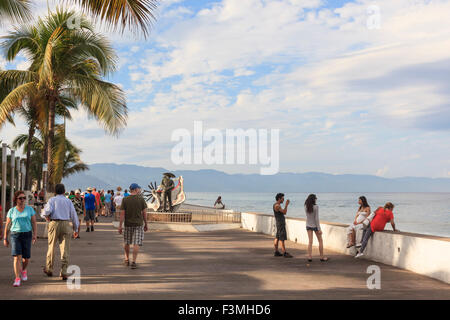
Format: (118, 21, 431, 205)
(355, 202, 399, 258)
(346, 196, 371, 248)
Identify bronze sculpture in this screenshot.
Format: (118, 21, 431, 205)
(143, 173, 185, 212)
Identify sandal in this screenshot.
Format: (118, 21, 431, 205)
(130, 262, 137, 269)
(123, 259, 129, 266)
(320, 257, 330, 262)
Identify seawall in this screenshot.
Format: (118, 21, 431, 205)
(241, 211, 450, 284)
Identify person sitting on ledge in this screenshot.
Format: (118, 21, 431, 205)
(346, 196, 371, 248)
(355, 202, 399, 258)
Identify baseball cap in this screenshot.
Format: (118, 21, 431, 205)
(75, 189, 81, 194)
(129, 183, 141, 190)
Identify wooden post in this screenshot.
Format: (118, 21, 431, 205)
(10, 149, 15, 208)
(1, 143, 7, 220)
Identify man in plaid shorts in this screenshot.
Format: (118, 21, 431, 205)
(118, 183, 148, 269)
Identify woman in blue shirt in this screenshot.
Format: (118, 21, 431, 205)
(3, 191, 37, 287)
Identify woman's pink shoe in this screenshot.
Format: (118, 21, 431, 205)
(21, 270, 28, 281)
(13, 278, 21, 287)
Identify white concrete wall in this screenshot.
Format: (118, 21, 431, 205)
(241, 212, 450, 284)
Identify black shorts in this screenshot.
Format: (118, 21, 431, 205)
(276, 223, 287, 241)
(84, 209, 96, 221)
(306, 226, 319, 231)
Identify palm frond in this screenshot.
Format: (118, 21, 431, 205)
(1, 24, 39, 62)
(70, 0, 159, 38)
(0, 0, 32, 24)
(0, 81, 36, 124)
(66, 74, 127, 135)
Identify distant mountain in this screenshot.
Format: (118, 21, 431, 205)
(62, 163, 450, 192)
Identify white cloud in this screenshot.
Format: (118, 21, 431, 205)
(376, 166, 390, 177)
(1, 0, 450, 178)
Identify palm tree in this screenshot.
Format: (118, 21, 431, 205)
(0, 0, 158, 37)
(0, 8, 128, 192)
(13, 94, 75, 190)
(12, 124, 87, 187)
(53, 126, 88, 183)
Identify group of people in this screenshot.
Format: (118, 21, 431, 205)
(0, 183, 146, 287)
(272, 194, 398, 261)
(346, 196, 398, 258)
(0, 186, 400, 287)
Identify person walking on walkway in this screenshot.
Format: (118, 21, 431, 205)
(104, 190, 112, 217)
(118, 183, 148, 269)
(71, 189, 84, 238)
(114, 191, 124, 215)
(42, 184, 79, 280)
(0, 203, 3, 240)
(84, 187, 96, 232)
(273, 193, 293, 258)
(110, 190, 116, 218)
(92, 188, 101, 222)
(305, 194, 329, 262)
(356, 202, 398, 258)
(3, 191, 37, 287)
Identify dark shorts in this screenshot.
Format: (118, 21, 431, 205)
(306, 226, 319, 231)
(84, 209, 96, 221)
(10, 231, 32, 259)
(275, 222, 287, 241)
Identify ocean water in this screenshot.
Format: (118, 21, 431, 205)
(185, 192, 450, 238)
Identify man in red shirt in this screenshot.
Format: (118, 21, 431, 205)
(92, 188, 101, 222)
(356, 202, 398, 258)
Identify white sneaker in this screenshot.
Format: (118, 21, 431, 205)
(13, 278, 21, 287)
(21, 270, 28, 281)
(355, 252, 364, 258)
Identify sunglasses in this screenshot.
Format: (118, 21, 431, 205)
(17, 197, 26, 200)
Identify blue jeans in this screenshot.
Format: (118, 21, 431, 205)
(360, 225, 374, 253)
(10, 231, 32, 259)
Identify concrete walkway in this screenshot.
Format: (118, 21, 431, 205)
(0, 217, 448, 299)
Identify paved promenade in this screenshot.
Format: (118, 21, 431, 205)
(0, 217, 449, 299)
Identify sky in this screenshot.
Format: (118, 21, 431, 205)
(1, 0, 450, 178)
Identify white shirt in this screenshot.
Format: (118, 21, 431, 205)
(114, 194, 124, 206)
(43, 195, 79, 229)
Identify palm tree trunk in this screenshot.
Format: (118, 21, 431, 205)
(46, 95, 56, 193)
(25, 121, 35, 190)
